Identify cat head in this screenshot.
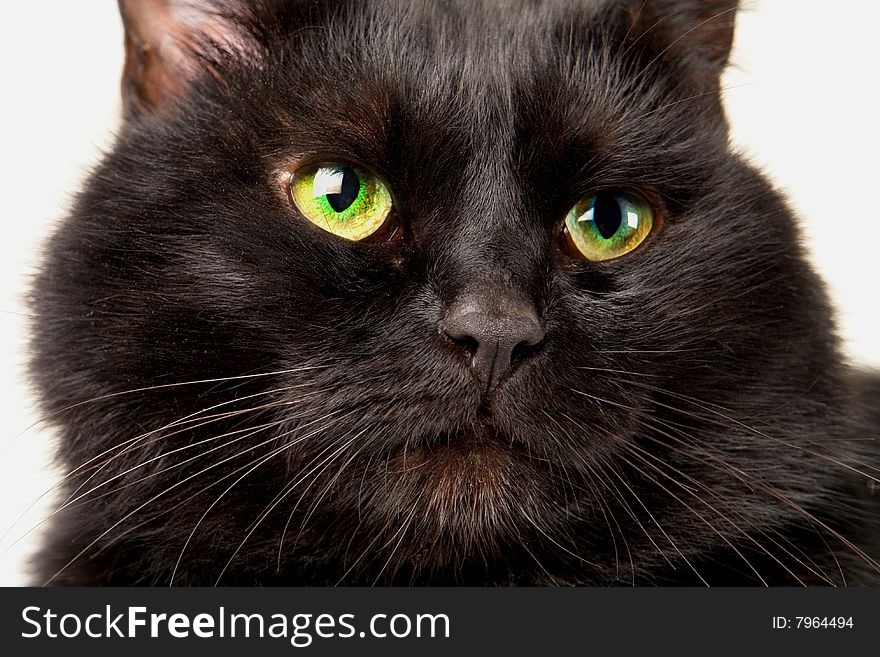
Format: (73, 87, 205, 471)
(32, 0, 851, 584)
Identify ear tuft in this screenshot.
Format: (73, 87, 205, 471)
(629, 0, 738, 80)
(118, 0, 254, 116)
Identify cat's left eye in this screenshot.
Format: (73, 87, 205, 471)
(562, 190, 655, 262)
(289, 163, 395, 241)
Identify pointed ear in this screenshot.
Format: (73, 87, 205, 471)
(629, 0, 738, 80)
(118, 0, 255, 116)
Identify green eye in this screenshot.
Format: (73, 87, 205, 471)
(563, 190, 655, 261)
(290, 163, 394, 241)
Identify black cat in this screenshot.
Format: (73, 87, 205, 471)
(30, 0, 880, 585)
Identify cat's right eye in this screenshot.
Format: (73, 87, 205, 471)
(289, 163, 396, 242)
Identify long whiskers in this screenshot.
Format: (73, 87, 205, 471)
(168, 409, 357, 585)
(1, 384, 322, 550)
(212, 427, 367, 586)
(42, 402, 351, 585)
(3, 364, 334, 453)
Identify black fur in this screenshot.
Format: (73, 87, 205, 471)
(30, 0, 880, 585)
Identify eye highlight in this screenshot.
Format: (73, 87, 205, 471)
(563, 190, 655, 262)
(290, 163, 394, 241)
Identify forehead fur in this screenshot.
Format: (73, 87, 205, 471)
(177, 0, 729, 211)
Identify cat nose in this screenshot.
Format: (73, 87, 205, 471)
(441, 292, 544, 393)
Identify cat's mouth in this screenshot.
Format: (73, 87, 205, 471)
(419, 418, 506, 448)
(386, 422, 523, 505)
(365, 421, 546, 563)
(403, 419, 515, 464)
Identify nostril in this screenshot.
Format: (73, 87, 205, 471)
(510, 338, 541, 367)
(440, 316, 480, 351)
(446, 331, 480, 356)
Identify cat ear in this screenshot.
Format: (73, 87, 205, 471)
(117, 0, 255, 115)
(630, 0, 738, 79)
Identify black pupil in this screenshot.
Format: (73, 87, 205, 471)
(592, 192, 622, 239)
(324, 168, 361, 213)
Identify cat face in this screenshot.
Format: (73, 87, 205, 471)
(32, 0, 863, 585)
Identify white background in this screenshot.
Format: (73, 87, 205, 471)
(0, 1, 878, 585)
